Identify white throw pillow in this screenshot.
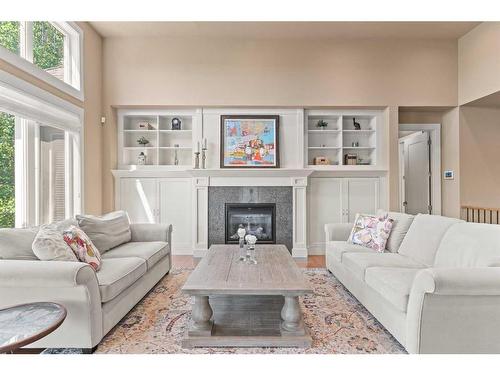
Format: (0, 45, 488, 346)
(76, 211, 131, 253)
(377, 210, 415, 253)
(32, 224, 78, 262)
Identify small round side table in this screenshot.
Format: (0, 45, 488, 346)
(0, 302, 67, 354)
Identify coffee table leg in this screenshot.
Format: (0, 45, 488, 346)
(281, 296, 305, 335)
(189, 295, 213, 336)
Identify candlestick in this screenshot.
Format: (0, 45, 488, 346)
(196, 141, 200, 153)
(201, 149, 207, 169)
(203, 138, 207, 149)
(194, 152, 200, 169)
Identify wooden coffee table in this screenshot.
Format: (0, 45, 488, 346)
(182, 244, 313, 348)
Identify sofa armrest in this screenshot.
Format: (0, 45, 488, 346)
(324, 223, 353, 242)
(406, 267, 500, 353)
(0, 260, 102, 348)
(0, 259, 97, 288)
(130, 223, 172, 244)
(411, 267, 500, 296)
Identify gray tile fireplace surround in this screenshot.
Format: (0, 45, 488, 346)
(208, 186, 293, 251)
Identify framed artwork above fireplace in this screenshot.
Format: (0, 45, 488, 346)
(220, 115, 280, 168)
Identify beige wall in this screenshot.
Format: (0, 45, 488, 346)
(0, 22, 103, 215)
(78, 22, 103, 215)
(102, 36, 459, 211)
(460, 106, 500, 208)
(398, 108, 461, 218)
(459, 22, 500, 105)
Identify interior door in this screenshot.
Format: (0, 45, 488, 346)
(344, 178, 379, 222)
(159, 178, 192, 252)
(119, 178, 158, 223)
(307, 178, 343, 253)
(401, 131, 431, 214)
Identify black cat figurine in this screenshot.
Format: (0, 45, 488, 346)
(353, 117, 361, 130)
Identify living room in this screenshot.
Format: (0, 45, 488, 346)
(1, 0, 500, 372)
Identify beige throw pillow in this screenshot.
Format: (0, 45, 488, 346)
(32, 224, 78, 262)
(76, 211, 131, 253)
(377, 210, 415, 253)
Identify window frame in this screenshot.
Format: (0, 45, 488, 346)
(0, 21, 84, 101)
(0, 68, 84, 227)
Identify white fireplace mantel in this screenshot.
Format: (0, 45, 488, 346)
(188, 168, 313, 258)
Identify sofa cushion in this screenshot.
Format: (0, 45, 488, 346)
(101, 241, 169, 270)
(76, 211, 131, 253)
(397, 214, 463, 266)
(96, 257, 147, 303)
(342, 252, 424, 280)
(434, 222, 500, 268)
(377, 210, 415, 253)
(326, 241, 375, 263)
(0, 227, 39, 260)
(365, 267, 422, 312)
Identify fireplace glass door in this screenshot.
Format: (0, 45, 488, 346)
(225, 203, 276, 244)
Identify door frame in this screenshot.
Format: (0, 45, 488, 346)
(398, 123, 441, 215)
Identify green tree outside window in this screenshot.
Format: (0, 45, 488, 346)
(33, 21, 64, 72)
(0, 21, 20, 54)
(0, 112, 15, 228)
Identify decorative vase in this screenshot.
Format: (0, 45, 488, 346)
(138, 152, 146, 165)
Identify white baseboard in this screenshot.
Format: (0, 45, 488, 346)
(193, 248, 208, 258)
(307, 247, 326, 256)
(171, 244, 195, 256)
(292, 247, 308, 258)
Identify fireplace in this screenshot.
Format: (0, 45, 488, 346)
(225, 203, 276, 244)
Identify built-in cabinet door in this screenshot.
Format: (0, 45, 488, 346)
(308, 178, 344, 254)
(119, 178, 158, 223)
(158, 178, 192, 253)
(343, 178, 379, 222)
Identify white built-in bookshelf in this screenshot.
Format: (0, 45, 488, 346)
(305, 110, 378, 169)
(117, 108, 382, 171)
(118, 109, 201, 168)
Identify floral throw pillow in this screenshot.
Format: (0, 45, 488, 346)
(348, 214, 394, 252)
(63, 225, 102, 271)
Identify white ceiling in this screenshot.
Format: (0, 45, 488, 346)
(90, 21, 480, 40)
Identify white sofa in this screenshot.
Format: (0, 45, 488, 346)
(0, 223, 172, 352)
(325, 213, 500, 354)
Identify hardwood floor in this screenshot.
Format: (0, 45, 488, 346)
(172, 255, 326, 269)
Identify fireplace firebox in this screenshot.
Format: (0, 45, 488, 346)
(225, 203, 276, 244)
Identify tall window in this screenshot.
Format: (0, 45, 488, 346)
(0, 111, 15, 228)
(0, 22, 82, 99)
(0, 70, 83, 228)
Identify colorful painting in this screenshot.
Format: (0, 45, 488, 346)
(220, 115, 279, 168)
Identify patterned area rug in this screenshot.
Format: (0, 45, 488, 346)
(96, 268, 406, 354)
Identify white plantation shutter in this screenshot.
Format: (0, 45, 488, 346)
(52, 134, 66, 221)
